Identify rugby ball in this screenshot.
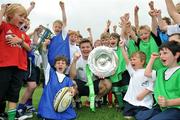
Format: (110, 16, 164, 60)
(53, 87, 72, 112)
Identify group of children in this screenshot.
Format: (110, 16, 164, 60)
(0, 0, 179, 120)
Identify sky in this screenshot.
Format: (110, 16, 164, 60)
(1, 0, 179, 40)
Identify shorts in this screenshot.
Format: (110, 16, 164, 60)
(24, 58, 40, 84)
(0, 67, 26, 102)
(75, 79, 100, 96)
(112, 70, 130, 87)
(123, 102, 149, 116)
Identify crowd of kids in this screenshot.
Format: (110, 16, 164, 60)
(0, 0, 179, 120)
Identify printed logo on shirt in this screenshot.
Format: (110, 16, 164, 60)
(6, 29, 13, 34)
(141, 81, 149, 87)
(5, 30, 23, 48)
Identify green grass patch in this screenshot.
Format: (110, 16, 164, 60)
(20, 86, 126, 120)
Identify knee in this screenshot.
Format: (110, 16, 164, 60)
(28, 82, 37, 90)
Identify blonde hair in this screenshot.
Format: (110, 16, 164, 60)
(139, 25, 151, 32)
(68, 30, 79, 36)
(100, 32, 110, 39)
(176, 2, 180, 13)
(131, 51, 146, 65)
(53, 20, 63, 26)
(5, 3, 27, 22)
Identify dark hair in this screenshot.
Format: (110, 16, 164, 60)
(110, 33, 120, 43)
(79, 38, 93, 48)
(162, 17, 171, 25)
(169, 33, 180, 39)
(54, 56, 68, 65)
(159, 41, 180, 62)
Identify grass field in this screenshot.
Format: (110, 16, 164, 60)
(20, 86, 127, 120)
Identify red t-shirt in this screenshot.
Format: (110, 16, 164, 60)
(0, 22, 31, 71)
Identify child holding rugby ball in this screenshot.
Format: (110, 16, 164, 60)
(38, 39, 76, 120)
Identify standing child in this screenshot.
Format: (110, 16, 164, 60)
(47, 1, 70, 67)
(0, 3, 31, 120)
(144, 41, 180, 120)
(119, 40, 155, 119)
(38, 39, 76, 120)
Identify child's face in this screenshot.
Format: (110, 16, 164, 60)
(69, 34, 78, 45)
(139, 29, 150, 41)
(101, 38, 110, 46)
(109, 37, 118, 48)
(10, 11, 26, 28)
(54, 60, 67, 73)
(159, 48, 178, 67)
(130, 54, 144, 69)
(94, 40, 101, 48)
(162, 20, 169, 26)
(53, 23, 63, 35)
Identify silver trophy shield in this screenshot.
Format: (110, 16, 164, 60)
(88, 46, 118, 78)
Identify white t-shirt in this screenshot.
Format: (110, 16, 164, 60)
(75, 57, 97, 82)
(167, 24, 180, 36)
(123, 63, 155, 109)
(69, 44, 80, 62)
(75, 57, 88, 82)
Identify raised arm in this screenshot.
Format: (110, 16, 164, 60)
(87, 27, 93, 44)
(144, 53, 159, 77)
(0, 4, 7, 25)
(134, 5, 139, 32)
(149, 9, 158, 36)
(156, 10, 168, 32)
(148, 1, 158, 36)
(119, 39, 130, 65)
(59, 1, 67, 27)
(28, 25, 43, 45)
(26, 1, 35, 16)
(113, 25, 117, 33)
(104, 20, 111, 33)
(165, 0, 180, 23)
(41, 39, 51, 69)
(69, 52, 81, 80)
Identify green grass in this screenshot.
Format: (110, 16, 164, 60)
(20, 86, 126, 120)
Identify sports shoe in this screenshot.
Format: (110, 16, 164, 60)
(15, 112, 33, 120)
(26, 105, 37, 114)
(16, 109, 33, 120)
(124, 116, 134, 120)
(108, 103, 113, 108)
(95, 100, 101, 108)
(0, 112, 8, 120)
(75, 101, 82, 109)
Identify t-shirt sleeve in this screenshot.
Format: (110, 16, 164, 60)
(0, 21, 5, 34)
(151, 70, 157, 82)
(167, 24, 180, 36)
(62, 27, 68, 40)
(144, 77, 154, 91)
(126, 63, 134, 77)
